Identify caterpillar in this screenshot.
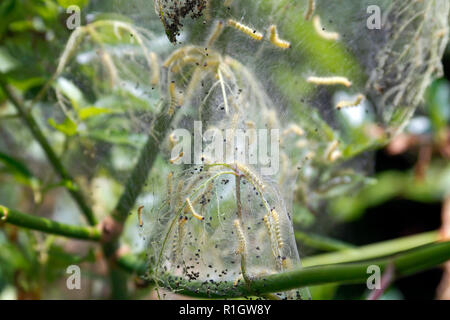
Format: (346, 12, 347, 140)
(304, 0, 315, 21)
(325, 140, 342, 162)
(268, 25, 291, 49)
(227, 19, 263, 41)
(137, 205, 144, 227)
(169, 151, 184, 164)
(233, 219, 247, 255)
(282, 124, 305, 137)
(207, 20, 224, 46)
(271, 209, 284, 248)
(149, 52, 160, 86)
(168, 81, 180, 116)
(185, 198, 205, 221)
(235, 162, 266, 192)
(313, 15, 340, 41)
(307, 76, 352, 87)
(336, 94, 365, 109)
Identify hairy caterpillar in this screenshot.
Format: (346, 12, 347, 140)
(227, 19, 263, 41)
(271, 209, 284, 248)
(235, 163, 266, 192)
(307, 76, 352, 87)
(336, 94, 365, 109)
(207, 20, 224, 46)
(268, 25, 291, 49)
(233, 219, 247, 254)
(167, 172, 173, 195)
(168, 81, 180, 115)
(184, 198, 205, 221)
(313, 16, 340, 41)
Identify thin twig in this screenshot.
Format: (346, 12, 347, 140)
(0, 78, 97, 225)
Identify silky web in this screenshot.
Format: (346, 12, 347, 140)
(18, 0, 448, 298)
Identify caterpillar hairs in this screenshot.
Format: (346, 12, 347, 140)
(235, 162, 266, 192)
(233, 219, 247, 255)
(227, 19, 263, 41)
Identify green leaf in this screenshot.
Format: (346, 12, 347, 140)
(78, 106, 118, 120)
(48, 117, 77, 136)
(57, 0, 90, 9)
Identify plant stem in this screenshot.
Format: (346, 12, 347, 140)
(156, 241, 450, 298)
(0, 205, 100, 241)
(302, 231, 439, 267)
(0, 79, 97, 226)
(105, 105, 173, 299)
(112, 108, 173, 223)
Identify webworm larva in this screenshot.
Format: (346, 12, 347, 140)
(170, 152, 184, 164)
(207, 20, 224, 46)
(282, 124, 305, 137)
(271, 209, 284, 248)
(235, 163, 266, 192)
(185, 198, 205, 221)
(168, 81, 180, 115)
(149, 52, 160, 86)
(227, 19, 263, 41)
(307, 76, 352, 88)
(137, 205, 144, 227)
(313, 15, 340, 41)
(304, 0, 315, 21)
(325, 140, 341, 162)
(233, 219, 247, 254)
(336, 94, 365, 109)
(268, 25, 291, 49)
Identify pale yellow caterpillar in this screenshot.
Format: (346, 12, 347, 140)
(282, 124, 305, 137)
(207, 20, 224, 46)
(336, 94, 365, 109)
(137, 205, 144, 227)
(268, 25, 291, 49)
(149, 52, 160, 86)
(325, 140, 342, 162)
(235, 163, 266, 192)
(304, 0, 315, 21)
(271, 209, 284, 248)
(233, 219, 247, 254)
(185, 198, 205, 221)
(307, 76, 352, 88)
(168, 81, 179, 116)
(227, 19, 263, 41)
(313, 15, 340, 41)
(169, 152, 184, 164)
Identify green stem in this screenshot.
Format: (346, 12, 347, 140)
(0, 205, 100, 241)
(302, 231, 439, 267)
(0, 79, 97, 226)
(112, 107, 173, 223)
(295, 231, 355, 252)
(156, 241, 450, 298)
